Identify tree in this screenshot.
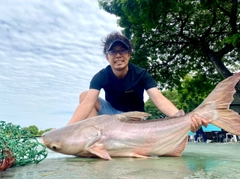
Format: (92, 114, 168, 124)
(25, 125, 39, 136)
(99, 0, 240, 93)
(177, 72, 217, 112)
(23, 126, 53, 136)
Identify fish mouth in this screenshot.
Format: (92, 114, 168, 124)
(41, 135, 51, 149)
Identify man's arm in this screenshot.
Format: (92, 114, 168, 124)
(146, 87, 208, 132)
(67, 89, 100, 125)
(146, 87, 179, 117)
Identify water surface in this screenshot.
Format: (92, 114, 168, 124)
(1, 143, 240, 179)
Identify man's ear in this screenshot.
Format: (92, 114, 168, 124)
(106, 55, 109, 61)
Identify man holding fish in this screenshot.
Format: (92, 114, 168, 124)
(67, 32, 208, 132)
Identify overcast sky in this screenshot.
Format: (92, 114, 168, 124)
(0, 0, 125, 129)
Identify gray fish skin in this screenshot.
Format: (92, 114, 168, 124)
(42, 72, 240, 160)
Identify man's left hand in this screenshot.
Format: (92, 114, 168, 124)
(191, 114, 208, 132)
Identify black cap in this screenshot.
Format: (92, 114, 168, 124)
(107, 40, 129, 51)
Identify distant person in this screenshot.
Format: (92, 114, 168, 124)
(195, 127, 207, 142)
(66, 32, 208, 132)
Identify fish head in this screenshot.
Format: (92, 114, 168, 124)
(41, 124, 102, 155)
(41, 130, 62, 153)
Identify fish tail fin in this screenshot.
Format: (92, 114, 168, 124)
(194, 72, 240, 135)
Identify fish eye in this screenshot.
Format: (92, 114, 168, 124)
(52, 146, 57, 150)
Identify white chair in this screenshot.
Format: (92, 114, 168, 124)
(197, 136, 202, 143)
(226, 133, 237, 142)
(189, 134, 195, 142)
(232, 135, 237, 142)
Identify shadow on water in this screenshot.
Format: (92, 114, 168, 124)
(1, 143, 240, 179)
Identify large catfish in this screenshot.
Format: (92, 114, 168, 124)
(42, 72, 240, 160)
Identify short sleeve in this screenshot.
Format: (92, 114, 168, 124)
(142, 70, 157, 90)
(89, 70, 105, 90)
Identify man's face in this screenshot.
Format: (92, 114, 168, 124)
(106, 42, 131, 72)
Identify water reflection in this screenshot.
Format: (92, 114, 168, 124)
(1, 143, 240, 179)
(60, 156, 191, 179)
(184, 157, 222, 172)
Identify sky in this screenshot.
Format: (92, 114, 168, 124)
(0, 0, 126, 130)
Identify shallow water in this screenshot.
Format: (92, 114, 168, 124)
(1, 143, 240, 179)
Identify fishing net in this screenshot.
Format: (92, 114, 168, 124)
(0, 121, 48, 172)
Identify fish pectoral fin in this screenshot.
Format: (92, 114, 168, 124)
(85, 129, 102, 148)
(116, 111, 151, 122)
(87, 144, 111, 160)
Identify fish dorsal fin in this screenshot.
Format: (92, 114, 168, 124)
(116, 111, 151, 122)
(173, 110, 185, 117)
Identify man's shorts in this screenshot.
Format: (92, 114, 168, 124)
(98, 97, 123, 115)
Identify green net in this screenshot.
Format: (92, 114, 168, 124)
(0, 121, 48, 171)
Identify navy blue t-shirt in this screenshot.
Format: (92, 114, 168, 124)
(89, 63, 157, 112)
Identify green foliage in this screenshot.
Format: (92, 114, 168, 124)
(23, 125, 52, 136)
(99, 0, 240, 89)
(145, 90, 180, 119)
(0, 121, 47, 170)
(177, 72, 221, 112)
(144, 72, 220, 116)
(27, 125, 39, 136)
(223, 33, 240, 47)
(145, 99, 164, 119)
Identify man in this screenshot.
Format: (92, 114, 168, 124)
(67, 32, 208, 132)
(194, 127, 207, 142)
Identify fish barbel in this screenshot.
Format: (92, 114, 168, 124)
(42, 72, 240, 160)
